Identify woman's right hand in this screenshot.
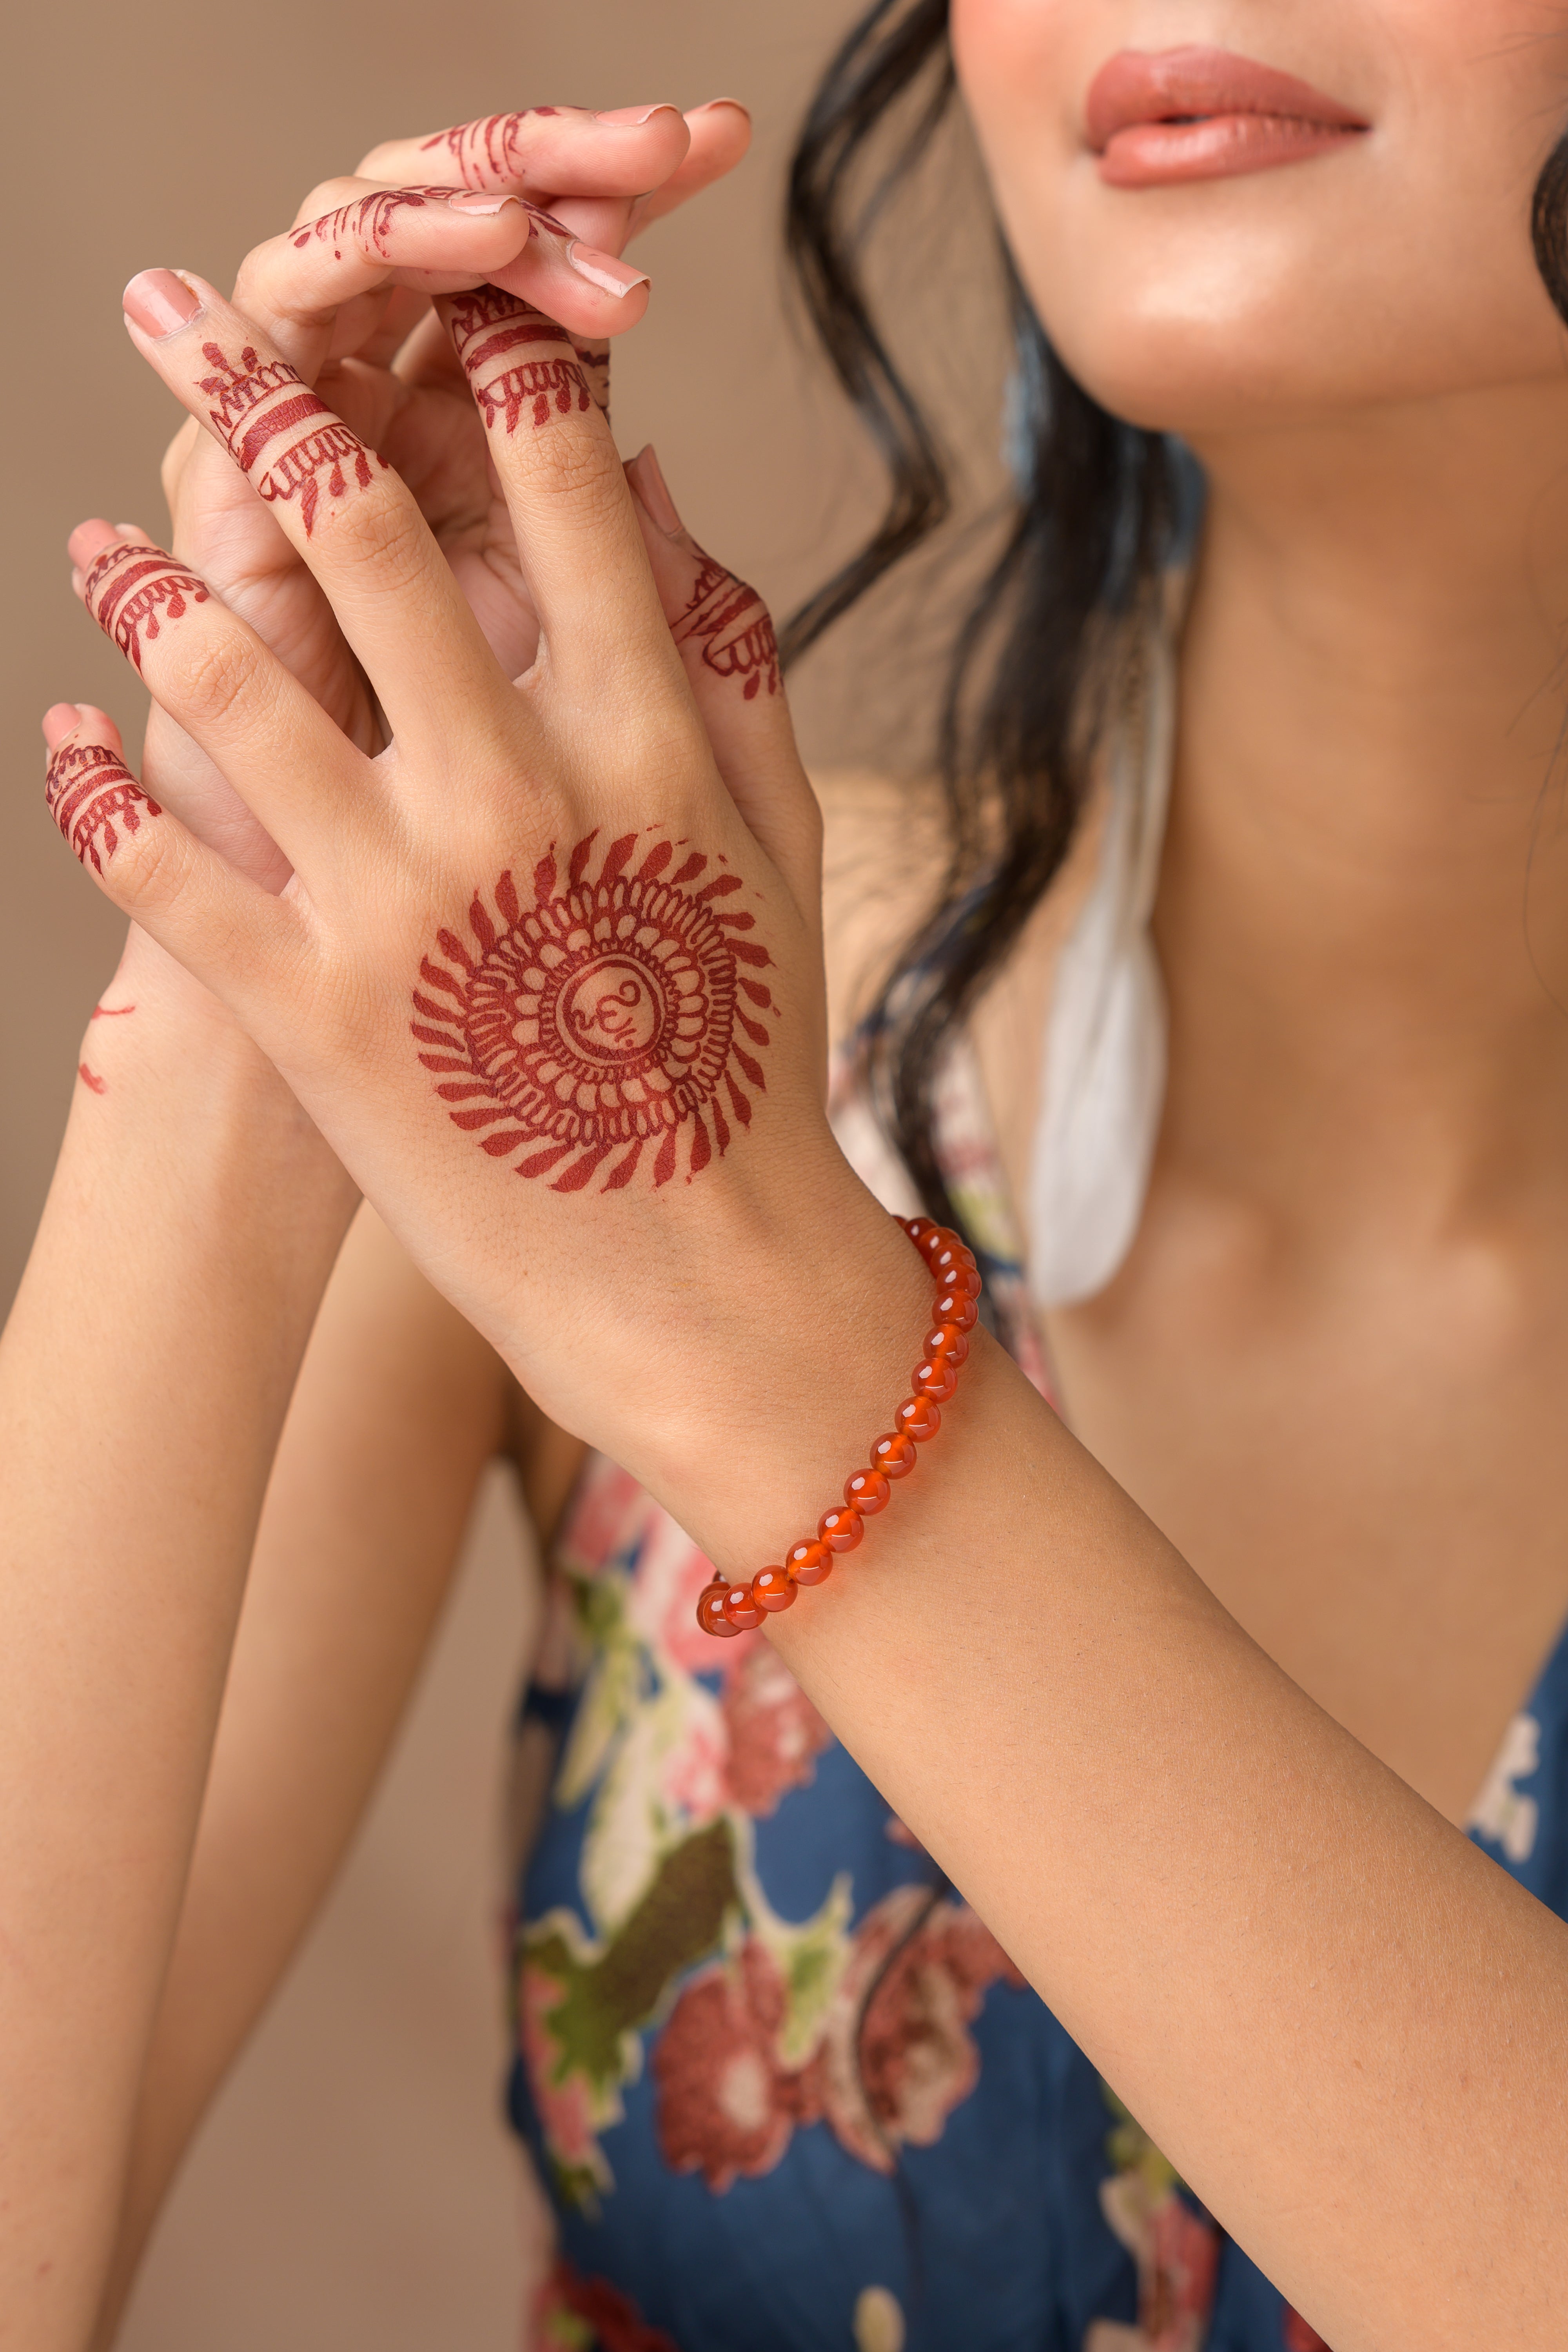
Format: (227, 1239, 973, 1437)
(113, 100, 751, 891)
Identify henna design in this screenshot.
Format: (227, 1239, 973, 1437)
(412, 829, 777, 1192)
(674, 554, 781, 702)
(45, 741, 161, 875)
(290, 185, 447, 259)
(199, 341, 385, 535)
(445, 288, 595, 436)
(83, 540, 209, 671)
(78, 1064, 107, 1094)
(419, 109, 563, 188)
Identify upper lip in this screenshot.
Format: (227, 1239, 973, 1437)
(1085, 45, 1368, 149)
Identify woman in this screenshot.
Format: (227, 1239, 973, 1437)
(7, 5, 1568, 2348)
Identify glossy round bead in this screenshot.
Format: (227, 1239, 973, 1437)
(934, 1257, 981, 1300)
(930, 1240, 977, 1280)
(931, 1286, 979, 1332)
(817, 1506, 864, 1554)
(697, 1580, 742, 1639)
(895, 1395, 942, 1442)
(721, 1581, 765, 1632)
(924, 1323, 970, 1368)
(845, 1467, 891, 1515)
(912, 1357, 958, 1401)
(786, 1538, 834, 1586)
(904, 1216, 940, 1250)
(915, 1223, 952, 1260)
(753, 1565, 798, 1613)
(871, 1431, 918, 1479)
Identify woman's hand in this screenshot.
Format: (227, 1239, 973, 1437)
(120, 100, 751, 890)
(50, 268, 870, 1492)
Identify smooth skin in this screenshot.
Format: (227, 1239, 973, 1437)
(13, 8, 1568, 2349)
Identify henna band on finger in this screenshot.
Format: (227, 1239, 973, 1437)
(83, 541, 209, 671)
(45, 740, 162, 874)
(200, 341, 386, 536)
(697, 1219, 978, 1635)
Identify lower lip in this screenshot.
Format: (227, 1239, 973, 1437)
(1098, 114, 1364, 189)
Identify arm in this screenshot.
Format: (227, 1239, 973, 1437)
(89, 1203, 534, 2345)
(0, 929, 356, 2352)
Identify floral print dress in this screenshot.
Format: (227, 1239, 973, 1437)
(510, 1049, 1562, 2352)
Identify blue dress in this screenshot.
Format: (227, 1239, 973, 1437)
(506, 1067, 1560, 2352)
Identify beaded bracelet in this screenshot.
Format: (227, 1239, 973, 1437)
(696, 1214, 979, 1637)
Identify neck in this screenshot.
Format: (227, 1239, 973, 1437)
(1158, 381, 1568, 1234)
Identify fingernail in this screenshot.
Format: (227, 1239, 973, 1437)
(630, 445, 682, 536)
(593, 103, 681, 128)
(446, 190, 525, 216)
(566, 242, 650, 299)
(691, 97, 751, 117)
(123, 269, 203, 338)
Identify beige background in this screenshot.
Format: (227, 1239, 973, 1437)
(1, 3, 888, 2342)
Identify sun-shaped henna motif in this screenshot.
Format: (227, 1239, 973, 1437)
(412, 829, 776, 1192)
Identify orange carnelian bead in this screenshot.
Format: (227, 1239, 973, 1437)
(904, 1216, 939, 1249)
(697, 1579, 741, 1639)
(872, 1431, 918, 1479)
(931, 1286, 979, 1332)
(933, 1255, 981, 1299)
(817, 1506, 864, 1553)
(845, 1467, 891, 1515)
(912, 1357, 958, 1401)
(924, 1322, 970, 1367)
(753, 1566, 797, 1613)
(787, 1538, 834, 1584)
(896, 1395, 942, 1442)
(931, 1238, 976, 1275)
(722, 1581, 765, 1632)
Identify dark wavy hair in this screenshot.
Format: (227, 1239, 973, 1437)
(781, 0, 1568, 1247)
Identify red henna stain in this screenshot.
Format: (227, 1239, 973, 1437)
(83, 540, 210, 672)
(674, 552, 781, 702)
(419, 110, 561, 188)
(444, 287, 593, 436)
(411, 829, 774, 1192)
(288, 185, 471, 258)
(78, 1063, 107, 1094)
(91, 1003, 136, 1018)
(199, 342, 385, 536)
(45, 741, 161, 875)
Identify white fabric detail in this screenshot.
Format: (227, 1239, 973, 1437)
(1028, 637, 1176, 1308)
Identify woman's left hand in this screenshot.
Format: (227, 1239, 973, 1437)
(51, 270, 887, 1488)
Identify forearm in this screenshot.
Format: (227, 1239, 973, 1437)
(0, 934, 356, 2352)
(639, 1189, 1568, 2352)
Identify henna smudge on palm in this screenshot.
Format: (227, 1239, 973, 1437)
(46, 741, 161, 874)
(412, 828, 777, 1193)
(83, 541, 210, 672)
(200, 341, 385, 535)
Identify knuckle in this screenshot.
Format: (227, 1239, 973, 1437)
(331, 485, 434, 592)
(523, 421, 626, 515)
(167, 628, 265, 733)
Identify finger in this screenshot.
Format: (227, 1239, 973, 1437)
(436, 288, 671, 685)
(43, 708, 303, 1009)
(358, 102, 689, 201)
(122, 272, 506, 758)
(71, 521, 367, 868)
(624, 447, 820, 917)
(629, 100, 753, 234)
(236, 182, 646, 365)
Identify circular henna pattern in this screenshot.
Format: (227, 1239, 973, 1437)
(412, 829, 777, 1191)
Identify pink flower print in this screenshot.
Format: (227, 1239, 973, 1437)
(1097, 2170, 1221, 2352)
(630, 1509, 741, 1677)
(530, 2258, 681, 2352)
(818, 1888, 1013, 2173)
(720, 1642, 833, 1817)
(653, 1938, 819, 2191)
(657, 1684, 729, 1827)
(555, 1455, 649, 1581)
(520, 1963, 604, 2182)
